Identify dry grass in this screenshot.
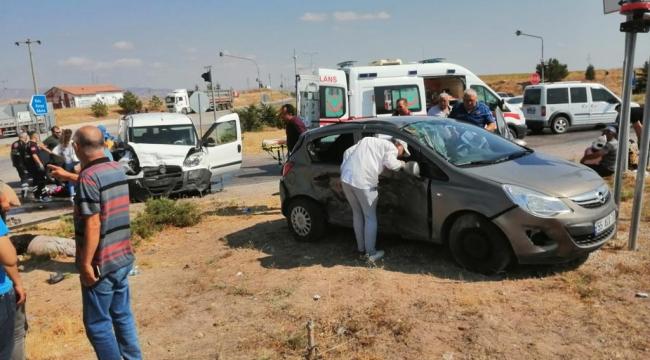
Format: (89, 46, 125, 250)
(234, 89, 292, 108)
(242, 127, 285, 155)
(54, 105, 123, 126)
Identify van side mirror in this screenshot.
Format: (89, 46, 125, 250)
(203, 137, 217, 147)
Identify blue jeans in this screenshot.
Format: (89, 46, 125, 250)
(81, 264, 141, 360)
(64, 162, 77, 196)
(0, 290, 16, 360)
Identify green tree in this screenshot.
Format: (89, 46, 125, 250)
(585, 64, 595, 81)
(90, 100, 108, 117)
(259, 103, 283, 129)
(536, 58, 569, 82)
(118, 91, 143, 114)
(148, 95, 163, 111)
(634, 61, 648, 94)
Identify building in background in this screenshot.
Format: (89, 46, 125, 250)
(45, 84, 123, 109)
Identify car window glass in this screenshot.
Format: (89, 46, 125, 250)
(374, 85, 421, 114)
(129, 125, 197, 145)
(507, 97, 523, 104)
(205, 120, 237, 145)
(547, 88, 569, 104)
(570, 88, 587, 103)
(591, 87, 616, 103)
(319, 86, 346, 118)
(523, 89, 541, 105)
(307, 133, 355, 164)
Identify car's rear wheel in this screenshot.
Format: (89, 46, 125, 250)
(448, 214, 512, 274)
(551, 116, 569, 134)
(287, 198, 326, 242)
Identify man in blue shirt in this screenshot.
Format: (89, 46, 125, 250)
(449, 89, 497, 132)
(0, 218, 26, 359)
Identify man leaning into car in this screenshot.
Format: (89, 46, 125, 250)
(340, 136, 410, 262)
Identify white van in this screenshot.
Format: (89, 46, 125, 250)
(522, 82, 625, 134)
(114, 112, 242, 200)
(297, 60, 527, 139)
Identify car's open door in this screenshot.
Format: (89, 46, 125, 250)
(201, 113, 243, 187)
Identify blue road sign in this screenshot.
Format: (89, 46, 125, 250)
(30, 95, 48, 116)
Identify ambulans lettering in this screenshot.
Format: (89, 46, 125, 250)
(320, 75, 337, 83)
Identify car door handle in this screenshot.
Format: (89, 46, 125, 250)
(237, 144, 241, 153)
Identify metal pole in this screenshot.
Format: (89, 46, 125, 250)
(196, 85, 203, 138)
(27, 41, 38, 94)
(293, 49, 298, 99)
(614, 22, 637, 208)
(628, 54, 650, 250)
(207, 66, 217, 125)
(539, 36, 544, 84)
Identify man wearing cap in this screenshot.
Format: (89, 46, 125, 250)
(580, 126, 618, 177)
(340, 136, 410, 262)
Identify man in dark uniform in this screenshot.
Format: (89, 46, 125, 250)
(25, 132, 50, 202)
(10, 133, 29, 187)
(279, 104, 307, 153)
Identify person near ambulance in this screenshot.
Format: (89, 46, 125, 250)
(340, 136, 411, 262)
(427, 93, 452, 117)
(392, 98, 412, 116)
(449, 89, 497, 132)
(279, 104, 307, 153)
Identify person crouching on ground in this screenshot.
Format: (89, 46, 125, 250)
(48, 126, 142, 359)
(340, 136, 410, 262)
(580, 126, 618, 177)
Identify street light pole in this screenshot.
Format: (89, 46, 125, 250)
(15, 38, 42, 94)
(219, 51, 261, 88)
(515, 30, 544, 83)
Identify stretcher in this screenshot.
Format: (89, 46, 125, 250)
(262, 139, 287, 165)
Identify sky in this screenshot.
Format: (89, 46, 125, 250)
(2, 0, 650, 92)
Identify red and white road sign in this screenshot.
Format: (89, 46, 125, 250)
(530, 72, 540, 85)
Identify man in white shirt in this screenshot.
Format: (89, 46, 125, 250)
(340, 137, 409, 262)
(427, 93, 452, 117)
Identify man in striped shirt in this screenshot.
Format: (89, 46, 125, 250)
(49, 126, 141, 360)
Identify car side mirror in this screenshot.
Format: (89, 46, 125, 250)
(403, 161, 421, 178)
(203, 137, 217, 147)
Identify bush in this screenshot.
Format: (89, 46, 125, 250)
(90, 100, 109, 117)
(585, 64, 595, 81)
(259, 103, 283, 129)
(148, 95, 164, 111)
(536, 58, 568, 82)
(235, 104, 264, 132)
(118, 91, 143, 114)
(131, 198, 202, 240)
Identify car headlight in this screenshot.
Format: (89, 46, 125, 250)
(183, 152, 204, 167)
(502, 184, 571, 218)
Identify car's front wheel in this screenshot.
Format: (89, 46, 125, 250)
(286, 198, 326, 242)
(448, 213, 512, 274)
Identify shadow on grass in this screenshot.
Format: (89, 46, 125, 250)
(222, 219, 585, 282)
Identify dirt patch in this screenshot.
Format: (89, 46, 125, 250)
(18, 180, 650, 359)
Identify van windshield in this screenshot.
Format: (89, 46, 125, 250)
(129, 125, 197, 146)
(165, 96, 175, 104)
(401, 120, 531, 167)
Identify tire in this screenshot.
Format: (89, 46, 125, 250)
(448, 214, 512, 274)
(286, 198, 326, 242)
(551, 116, 569, 134)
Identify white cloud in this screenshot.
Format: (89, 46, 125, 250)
(112, 41, 134, 50)
(58, 56, 143, 70)
(151, 62, 165, 69)
(58, 56, 94, 67)
(300, 12, 328, 22)
(185, 47, 198, 54)
(333, 11, 390, 21)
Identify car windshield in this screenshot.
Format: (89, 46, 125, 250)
(129, 125, 197, 146)
(401, 120, 532, 167)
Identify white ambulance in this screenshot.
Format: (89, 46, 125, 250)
(297, 59, 527, 139)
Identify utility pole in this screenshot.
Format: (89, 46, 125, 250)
(15, 38, 42, 94)
(293, 49, 298, 98)
(205, 65, 217, 124)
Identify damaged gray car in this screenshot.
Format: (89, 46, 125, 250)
(279, 117, 616, 274)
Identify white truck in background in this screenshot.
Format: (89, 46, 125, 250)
(165, 89, 235, 114)
(0, 103, 54, 137)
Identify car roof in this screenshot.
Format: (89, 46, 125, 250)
(306, 116, 457, 135)
(125, 112, 193, 127)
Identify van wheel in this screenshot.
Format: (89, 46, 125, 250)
(287, 198, 326, 242)
(551, 116, 569, 134)
(448, 214, 512, 274)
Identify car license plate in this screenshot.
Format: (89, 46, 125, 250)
(526, 107, 536, 114)
(595, 211, 616, 235)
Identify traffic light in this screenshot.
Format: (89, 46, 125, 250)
(201, 71, 211, 83)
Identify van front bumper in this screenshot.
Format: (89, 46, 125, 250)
(128, 167, 211, 199)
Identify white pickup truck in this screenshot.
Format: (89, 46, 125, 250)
(113, 112, 242, 200)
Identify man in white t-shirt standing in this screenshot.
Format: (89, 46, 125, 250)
(427, 93, 452, 117)
(340, 137, 409, 262)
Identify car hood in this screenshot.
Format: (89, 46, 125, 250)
(128, 142, 194, 167)
(462, 151, 605, 198)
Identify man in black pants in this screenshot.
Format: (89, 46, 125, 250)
(24, 132, 50, 202)
(10, 133, 29, 188)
